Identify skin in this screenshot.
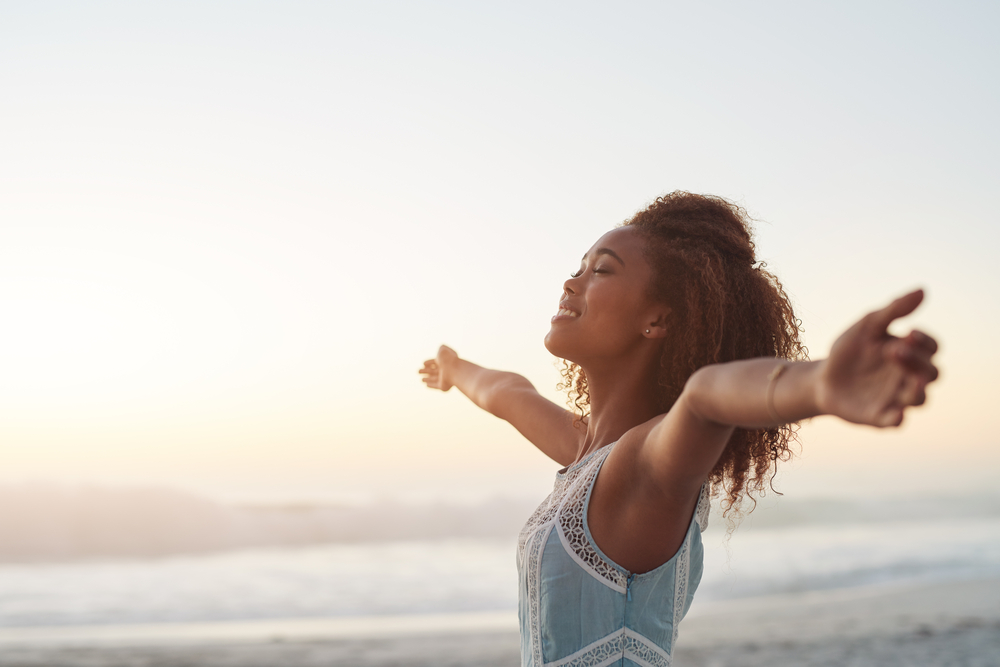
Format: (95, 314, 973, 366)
(419, 226, 939, 574)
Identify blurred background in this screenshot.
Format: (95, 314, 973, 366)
(1, 0, 998, 660)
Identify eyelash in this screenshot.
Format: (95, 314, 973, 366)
(570, 267, 606, 278)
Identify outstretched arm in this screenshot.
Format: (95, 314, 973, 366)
(419, 346, 582, 466)
(641, 289, 939, 493)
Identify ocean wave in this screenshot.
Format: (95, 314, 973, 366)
(0, 483, 538, 561)
(1, 482, 998, 563)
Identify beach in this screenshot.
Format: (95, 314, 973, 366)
(1, 576, 997, 666)
(674, 575, 1000, 667)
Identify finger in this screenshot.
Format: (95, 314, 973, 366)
(876, 407, 904, 428)
(869, 289, 924, 333)
(898, 375, 928, 407)
(892, 342, 940, 381)
(905, 329, 938, 356)
(890, 344, 940, 382)
(916, 360, 939, 383)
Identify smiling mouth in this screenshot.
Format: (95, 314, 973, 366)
(555, 308, 579, 318)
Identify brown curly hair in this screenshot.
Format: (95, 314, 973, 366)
(558, 191, 808, 518)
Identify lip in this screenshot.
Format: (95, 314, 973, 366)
(551, 301, 580, 323)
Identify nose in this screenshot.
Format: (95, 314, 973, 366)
(563, 276, 578, 295)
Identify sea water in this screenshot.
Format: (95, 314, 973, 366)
(1, 514, 999, 628)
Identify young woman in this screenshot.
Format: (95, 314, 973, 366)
(419, 192, 939, 667)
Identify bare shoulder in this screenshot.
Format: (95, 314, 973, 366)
(587, 414, 702, 573)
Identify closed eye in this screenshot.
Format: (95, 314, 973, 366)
(571, 266, 610, 278)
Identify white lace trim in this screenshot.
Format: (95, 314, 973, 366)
(554, 500, 626, 593)
(518, 449, 601, 558)
(624, 628, 672, 667)
(555, 447, 628, 591)
(518, 485, 560, 560)
(544, 628, 672, 667)
(695, 484, 710, 532)
(517, 443, 703, 666)
(525, 522, 552, 667)
(517, 445, 620, 667)
(547, 630, 624, 667)
(670, 531, 691, 652)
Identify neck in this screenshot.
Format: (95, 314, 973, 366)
(576, 354, 663, 460)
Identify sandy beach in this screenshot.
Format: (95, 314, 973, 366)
(1, 577, 997, 666)
(674, 576, 1000, 667)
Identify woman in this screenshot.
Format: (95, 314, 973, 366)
(418, 192, 939, 667)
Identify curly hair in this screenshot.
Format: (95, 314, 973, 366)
(557, 191, 808, 519)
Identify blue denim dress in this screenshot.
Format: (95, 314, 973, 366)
(517, 442, 709, 667)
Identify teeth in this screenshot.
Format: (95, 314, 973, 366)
(557, 308, 578, 317)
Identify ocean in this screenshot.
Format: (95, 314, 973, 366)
(1, 488, 999, 630)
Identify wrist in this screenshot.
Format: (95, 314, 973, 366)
(806, 359, 827, 417)
(434, 345, 461, 391)
(436, 346, 459, 370)
(449, 355, 473, 382)
(774, 360, 825, 423)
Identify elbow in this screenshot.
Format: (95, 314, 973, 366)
(484, 373, 533, 417)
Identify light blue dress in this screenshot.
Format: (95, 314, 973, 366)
(517, 442, 709, 667)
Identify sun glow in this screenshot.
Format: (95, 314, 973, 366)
(1, 1, 997, 504)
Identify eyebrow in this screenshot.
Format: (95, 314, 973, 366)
(582, 248, 626, 266)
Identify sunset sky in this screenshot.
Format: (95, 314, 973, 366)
(2, 1, 997, 505)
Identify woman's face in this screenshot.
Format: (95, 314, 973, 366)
(544, 227, 666, 365)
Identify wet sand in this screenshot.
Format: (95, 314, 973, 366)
(1, 577, 997, 666)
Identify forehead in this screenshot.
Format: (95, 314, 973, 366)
(585, 226, 645, 259)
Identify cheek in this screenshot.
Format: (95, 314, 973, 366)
(590, 291, 645, 330)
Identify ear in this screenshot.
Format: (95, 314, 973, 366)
(643, 308, 671, 339)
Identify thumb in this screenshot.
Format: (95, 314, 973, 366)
(869, 289, 924, 332)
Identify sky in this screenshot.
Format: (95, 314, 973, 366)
(1, 1, 998, 505)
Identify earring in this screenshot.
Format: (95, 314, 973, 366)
(645, 329, 650, 334)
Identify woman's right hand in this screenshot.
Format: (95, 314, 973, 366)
(419, 345, 459, 391)
(416, 346, 581, 465)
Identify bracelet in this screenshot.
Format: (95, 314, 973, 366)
(766, 363, 788, 424)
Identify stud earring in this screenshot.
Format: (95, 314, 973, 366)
(645, 329, 650, 334)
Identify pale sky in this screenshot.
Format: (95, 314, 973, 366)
(1, 1, 998, 504)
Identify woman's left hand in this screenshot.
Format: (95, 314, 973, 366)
(817, 289, 939, 427)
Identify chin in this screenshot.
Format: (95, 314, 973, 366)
(544, 329, 578, 364)
(543, 329, 562, 357)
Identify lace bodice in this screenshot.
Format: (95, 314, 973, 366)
(516, 442, 708, 667)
